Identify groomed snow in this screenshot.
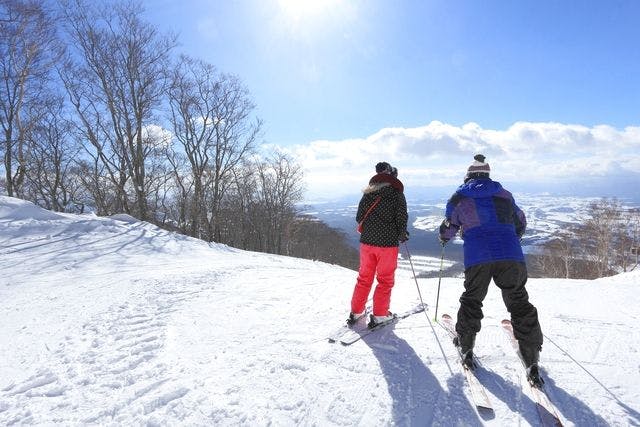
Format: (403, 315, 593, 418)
(1, 195, 638, 425)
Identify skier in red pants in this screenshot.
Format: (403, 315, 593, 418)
(349, 162, 409, 328)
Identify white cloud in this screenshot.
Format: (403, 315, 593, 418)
(142, 124, 173, 148)
(287, 121, 640, 199)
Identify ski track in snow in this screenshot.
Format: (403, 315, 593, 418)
(1, 274, 222, 424)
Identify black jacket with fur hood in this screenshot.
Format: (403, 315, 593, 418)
(356, 174, 408, 247)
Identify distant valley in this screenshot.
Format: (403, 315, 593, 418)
(301, 193, 638, 269)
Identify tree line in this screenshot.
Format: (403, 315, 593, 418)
(0, 0, 358, 267)
(533, 198, 640, 279)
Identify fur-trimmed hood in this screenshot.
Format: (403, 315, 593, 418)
(363, 181, 391, 194)
(364, 173, 404, 193)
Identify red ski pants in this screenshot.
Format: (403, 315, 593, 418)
(351, 243, 399, 316)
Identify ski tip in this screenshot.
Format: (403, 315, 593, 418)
(500, 319, 511, 325)
(441, 313, 452, 320)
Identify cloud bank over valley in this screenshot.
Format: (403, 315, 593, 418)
(288, 121, 640, 201)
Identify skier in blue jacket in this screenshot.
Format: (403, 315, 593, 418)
(439, 154, 544, 386)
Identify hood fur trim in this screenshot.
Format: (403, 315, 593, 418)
(363, 182, 390, 194)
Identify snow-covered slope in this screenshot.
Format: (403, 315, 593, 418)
(1, 195, 638, 425)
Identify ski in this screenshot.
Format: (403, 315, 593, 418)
(332, 303, 426, 346)
(439, 314, 493, 411)
(501, 319, 563, 427)
(327, 307, 372, 343)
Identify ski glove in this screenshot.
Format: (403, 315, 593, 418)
(399, 231, 410, 243)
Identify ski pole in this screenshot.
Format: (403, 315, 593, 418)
(403, 242, 427, 309)
(402, 242, 453, 374)
(433, 243, 445, 322)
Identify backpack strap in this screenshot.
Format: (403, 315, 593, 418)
(357, 196, 381, 232)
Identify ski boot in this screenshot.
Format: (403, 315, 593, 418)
(453, 333, 476, 369)
(346, 310, 366, 326)
(519, 342, 544, 387)
(526, 364, 544, 388)
(367, 312, 396, 329)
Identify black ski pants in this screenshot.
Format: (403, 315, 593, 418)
(455, 261, 543, 348)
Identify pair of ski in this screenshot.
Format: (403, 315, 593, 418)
(327, 303, 426, 345)
(440, 314, 563, 426)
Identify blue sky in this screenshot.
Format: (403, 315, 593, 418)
(142, 0, 640, 199)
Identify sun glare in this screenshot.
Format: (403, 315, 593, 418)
(277, 0, 340, 22)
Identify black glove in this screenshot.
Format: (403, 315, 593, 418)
(399, 231, 410, 243)
(438, 236, 449, 246)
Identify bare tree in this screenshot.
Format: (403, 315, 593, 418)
(575, 199, 622, 277)
(73, 157, 117, 216)
(167, 55, 260, 240)
(0, 0, 60, 196)
(167, 56, 220, 237)
(141, 125, 174, 224)
(59, 0, 175, 219)
(254, 152, 305, 254)
(162, 144, 193, 233)
(631, 209, 640, 272)
(537, 198, 640, 278)
(21, 93, 81, 211)
(213, 157, 356, 268)
(615, 207, 640, 272)
(206, 75, 261, 241)
(217, 161, 260, 249)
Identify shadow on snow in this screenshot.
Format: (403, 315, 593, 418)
(363, 327, 485, 426)
(361, 325, 614, 426)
